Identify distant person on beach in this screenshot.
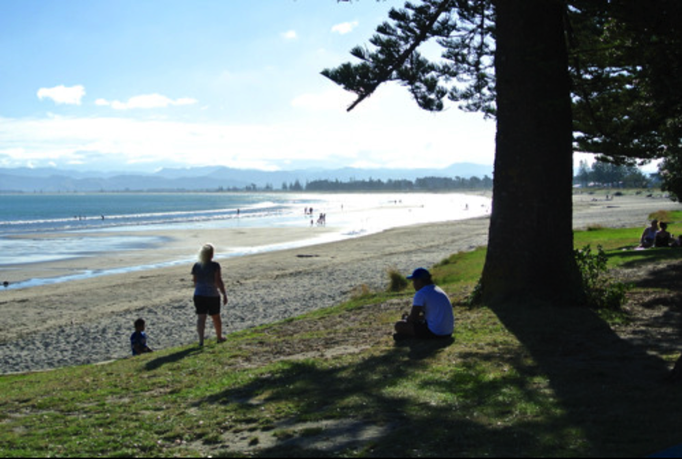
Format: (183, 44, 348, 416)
(191, 243, 228, 346)
(394, 268, 454, 341)
(640, 220, 659, 248)
(655, 222, 673, 247)
(130, 318, 153, 356)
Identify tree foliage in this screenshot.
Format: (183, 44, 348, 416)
(325, 0, 680, 304)
(323, 0, 496, 114)
(305, 175, 492, 191)
(575, 160, 650, 188)
(660, 155, 682, 202)
(568, 1, 682, 164)
(325, 0, 682, 163)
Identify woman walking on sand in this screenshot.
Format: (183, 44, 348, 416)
(191, 243, 228, 346)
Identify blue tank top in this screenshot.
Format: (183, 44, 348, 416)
(192, 261, 221, 297)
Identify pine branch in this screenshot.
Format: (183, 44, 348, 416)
(345, 0, 453, 111)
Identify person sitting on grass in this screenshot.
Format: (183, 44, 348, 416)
(655, 222, 673, 247)
(131, 318, 153, 356)
(640, 219, 659, 248)
(394, 268, 454, 341)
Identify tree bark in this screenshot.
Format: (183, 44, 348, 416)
(480, 1, 583, 305)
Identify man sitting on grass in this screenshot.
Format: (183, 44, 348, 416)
(394, 268, 454, 341)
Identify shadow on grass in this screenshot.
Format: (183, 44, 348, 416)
(393, 336, 455, 359)
(607, 247, 682, 269)
(194, 337, 598, 457)
(629, 258, 682, 291)
(490, 300, 682, 457)
(145, 347, 202, 371)
(188, 268, 682, 456)
(620, 261, 682, 358)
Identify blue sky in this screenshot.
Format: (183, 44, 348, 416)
(2, 0, 605, 174)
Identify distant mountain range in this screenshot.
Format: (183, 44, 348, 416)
(0, 163, 493, 193)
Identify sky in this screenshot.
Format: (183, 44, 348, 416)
(0, 0, 603, 174)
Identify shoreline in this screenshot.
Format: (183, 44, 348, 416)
(0, 193, 679, 375)
(0, 226, 340, 288)
(0, 191, 492, 287)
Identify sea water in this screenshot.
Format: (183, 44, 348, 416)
(0, 192, 491, 289)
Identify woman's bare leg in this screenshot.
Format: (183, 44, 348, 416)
(211, 314, 225, 342)
(197, 314, 207, 346)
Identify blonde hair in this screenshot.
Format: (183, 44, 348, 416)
(198, 243, 215, 266)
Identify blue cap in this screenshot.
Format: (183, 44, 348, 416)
(407, 267, 431, 280)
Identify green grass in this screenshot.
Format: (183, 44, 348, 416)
(2, 226, 682, 457)
(574, 225, 682, 268)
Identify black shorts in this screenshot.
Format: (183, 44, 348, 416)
(194, 295, 221, 316)
(414, 321, 451, 340)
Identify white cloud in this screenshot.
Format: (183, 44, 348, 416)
(37, 85, 86, 105)
(95, 94, 198, 110)
(281, 30, 297, 40)
(0, 84, 496, 171)
(331, 21, 359, 35)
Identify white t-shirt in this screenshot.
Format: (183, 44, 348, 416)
(413, 284, 455, 336)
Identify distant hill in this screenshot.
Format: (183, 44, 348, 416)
(0, 163, 493, 193)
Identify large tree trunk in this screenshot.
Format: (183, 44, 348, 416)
(480, 1, 583, 305)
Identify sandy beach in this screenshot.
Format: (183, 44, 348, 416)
(0, 193, 679, 374)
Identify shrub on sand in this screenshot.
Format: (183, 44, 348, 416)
(386, 267, 409, 293)
(649, 210, 673, 223)
(351, 283, 373, 300)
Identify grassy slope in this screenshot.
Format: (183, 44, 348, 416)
(2, 224, 682, 457)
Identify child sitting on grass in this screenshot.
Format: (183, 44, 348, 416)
(130, 318, 153, 356)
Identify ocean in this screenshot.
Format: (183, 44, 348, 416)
(0, 192, 491, 289)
